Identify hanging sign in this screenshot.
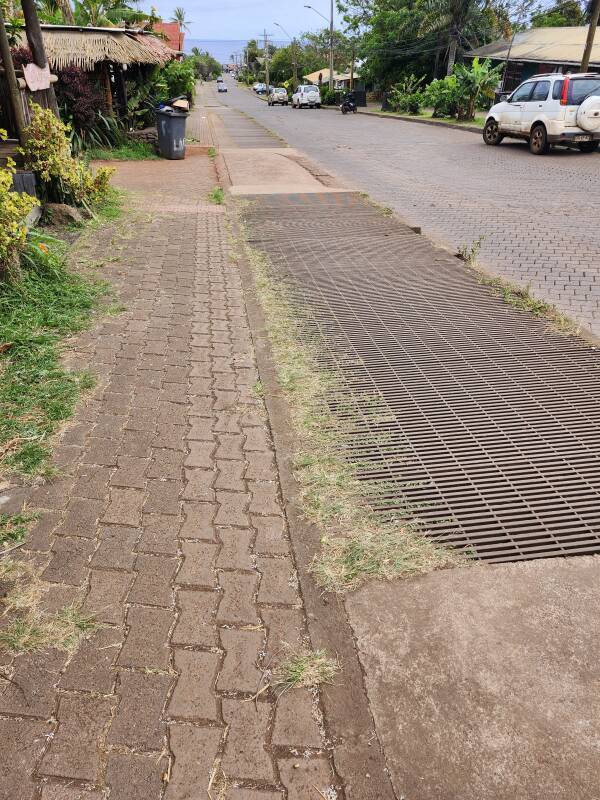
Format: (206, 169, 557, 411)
(23, 63, 52, 92)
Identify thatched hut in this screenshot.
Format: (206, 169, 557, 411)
(0, 24, 175, 158)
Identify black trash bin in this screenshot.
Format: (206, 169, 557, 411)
(156, 108, 188, 160)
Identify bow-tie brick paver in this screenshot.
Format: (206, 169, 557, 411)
(0, 151, 343, 799)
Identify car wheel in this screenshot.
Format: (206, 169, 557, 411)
(578, 141, 599, 153)
(483, 118, 503, 146)
(529, 124, 549, 155)
(316, 104, 321, 109)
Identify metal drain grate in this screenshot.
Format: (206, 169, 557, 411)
(244, 192, 600, 563)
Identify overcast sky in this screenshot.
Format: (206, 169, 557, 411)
(143, 0, 344, 41)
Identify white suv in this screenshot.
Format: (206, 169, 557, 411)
(483, 72, 600, 154)
(292, 84, 321, 109)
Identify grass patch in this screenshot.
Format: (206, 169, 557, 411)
(0, 512, 39, 550)
(379, 109, 486, 127)
(208, 146, 217, 159)
(87, 140, 158, 161)
(459, 237, 580, 337)
(0, 558, 99, 655)
(271, 647, 339, 692)
(208, 186, 225, 205)
(237, 220, 463, 592)
(0, 230, 107, 476)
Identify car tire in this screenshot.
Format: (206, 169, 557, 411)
(483, 118, 503, 146)
(529, 124, 549, 155)
(578, 141, 599, 153)
(316, 104, 321, 109)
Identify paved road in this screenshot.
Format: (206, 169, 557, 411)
(219, 81, 600, 339)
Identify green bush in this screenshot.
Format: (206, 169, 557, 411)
(423, 76, 460, 118)
(158, 58, 196, 101)
(388, 74, 426, 114)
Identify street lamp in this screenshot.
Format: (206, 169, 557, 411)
(274, 21, 298, 86)
(304, 2, 334, 91)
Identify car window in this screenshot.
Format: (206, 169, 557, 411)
(569, 78, 600, 104)
(511, 83, 534, 102)
(552, 80, 564, 100)
(531, 81, 550, 101)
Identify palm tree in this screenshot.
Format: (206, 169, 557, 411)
(420, 0, 491, 75)
(171, 6, 190, 32)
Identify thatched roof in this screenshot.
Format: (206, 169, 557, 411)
(18, 25, 175, 70)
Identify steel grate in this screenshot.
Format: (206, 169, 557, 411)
(243, 192, 600, 563)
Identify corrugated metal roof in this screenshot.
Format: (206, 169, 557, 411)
(468, 26, 600, 66)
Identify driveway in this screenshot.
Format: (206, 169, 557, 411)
(220, 82, 600, 340)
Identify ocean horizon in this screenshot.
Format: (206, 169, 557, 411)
(185, 38, 287, 64)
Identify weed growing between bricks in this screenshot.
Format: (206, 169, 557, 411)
(458, 237, 582, 338)
(234, 217, 463, 592)
(0, 558, 97, 654)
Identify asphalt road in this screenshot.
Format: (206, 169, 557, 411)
(219, 80, 600, 339)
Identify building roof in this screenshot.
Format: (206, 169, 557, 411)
(19, 25, 175, 70)
(153, 21, 184, 51)
(468, 26, 600, 67)
(303, 67, 347, 83)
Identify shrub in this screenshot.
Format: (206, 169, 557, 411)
(453, 58, 502, 120)
(20, 105, 113, 208)
(159, 58, 196, 100)
(0, 130, 36, 274)
(389, 74, 426, 114)
(423, 76, 460, 118)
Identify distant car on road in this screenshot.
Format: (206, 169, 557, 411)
(484, 72, 600, 155)
(268, 87, 289, 106)
(291, 84, 321, 109)
(217, 82, 227, 93)
(254, 83, 268, 95)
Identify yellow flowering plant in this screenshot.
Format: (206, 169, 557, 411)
(19, 105, 114, 208)
(0, 128, 36, 273)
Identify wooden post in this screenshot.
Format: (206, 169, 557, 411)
(581, 0, 600, 71)
(0, 5, 27, 143)
(20, 0, 59, 116)
(101, 62, 113, 114)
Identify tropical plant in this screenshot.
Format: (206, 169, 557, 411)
(419, 0, 494, 75)
(531, 0, 585, 26)
(388, 73, 426, 113)
(452, 57, 502, 119)
(170, 5, 190, 31)
(0, 131, 36, 275)
(19, 105, 114, 208)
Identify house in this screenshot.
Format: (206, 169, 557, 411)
(303, 67, 364, 90)
(153, 21, 184, 53)
(467, 26, 600, 91)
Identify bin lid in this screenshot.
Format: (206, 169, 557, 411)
(156, 107, 189, 117)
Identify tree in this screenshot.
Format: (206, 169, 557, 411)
(531, 0, 585, 26)
(419, 0, 494, 75)
(171, 6, 190, 32)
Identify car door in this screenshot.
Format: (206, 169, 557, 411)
(520, 79, 550, 133)
(502, 82, 534, 131)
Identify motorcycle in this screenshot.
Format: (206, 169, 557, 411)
(340, 96, 357, 114)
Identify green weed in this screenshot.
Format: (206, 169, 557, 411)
(87, 140, 158, 161)
(208, 146, 217, 159)
(208, 186, 225, 205)
(0, 512, 39, 549)
(271, 648, 340, 692)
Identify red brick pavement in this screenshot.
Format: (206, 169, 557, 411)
(0, 155, 342, 799)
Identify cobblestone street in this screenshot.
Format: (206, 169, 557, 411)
(220, 83, 600, 339)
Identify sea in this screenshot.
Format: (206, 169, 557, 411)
(185, 39, 286, 64)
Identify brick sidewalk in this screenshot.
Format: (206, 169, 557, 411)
(0, 155, 341, 799)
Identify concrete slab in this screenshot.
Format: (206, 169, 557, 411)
(221, 147, 351, 195)
(346, 557, 600, 800)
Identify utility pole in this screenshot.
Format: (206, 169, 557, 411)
(328, 0, 334, 91)
(581, 0, 600, 71)
(264, 30, 270, 95)
(350, 38, 355, 90)
(0, 4, 27, 143)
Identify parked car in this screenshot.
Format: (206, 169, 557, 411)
(292, 84, 321, 109)
(483, 72, 600, 155)
(254, 83, 268, 95)
(268, 87, 289, 106)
